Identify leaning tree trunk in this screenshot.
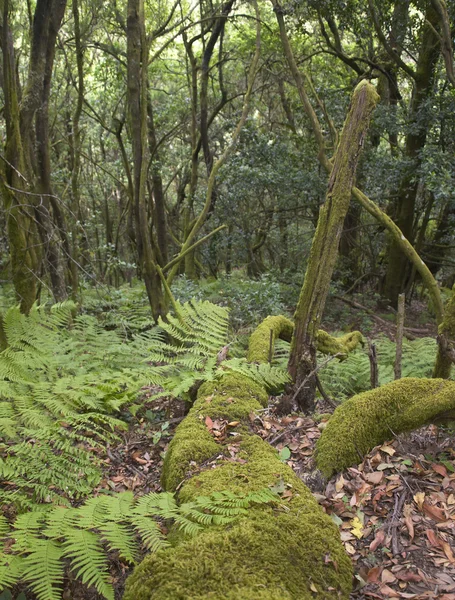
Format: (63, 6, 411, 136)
(288, 80, 379, 413)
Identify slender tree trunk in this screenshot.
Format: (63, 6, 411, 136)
(127, 0, 165, 321)
(289, 81, 379, 413)
(383, 6, 440, 306)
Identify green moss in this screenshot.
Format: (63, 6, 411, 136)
(123, 508, 352, 600)
(162, 373, 269, 491)
(134, 354, 352, 599)
(316, 329, 363, 356)
(195, 372, 269, 420)
(161, 416, 219, 491)
(247, 315, 363, 365)
(316, 377, 455, 477)
(179, 435, 318, 512)
(247, 315, 294, 363)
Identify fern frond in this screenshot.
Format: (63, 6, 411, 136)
(63, 528, 114, 600)
(99, 521, 138, 564)
(21, 539, 64, 600)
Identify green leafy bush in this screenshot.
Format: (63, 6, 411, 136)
(172, 273, 289, 328)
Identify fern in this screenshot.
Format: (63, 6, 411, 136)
(221, 357, 290, 393)
(272, 335, 438, 401)
(0, 302, 157, 509)
(318, 335, 438, 401)
(0, 489, 277, 600)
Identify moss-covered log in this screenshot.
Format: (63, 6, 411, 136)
(288, 80, 379, 414)
(433, 284, 455, 378)
(316, 378, 455, 477)
(247, 315, 363, 363)
(124, 339, 353, 598)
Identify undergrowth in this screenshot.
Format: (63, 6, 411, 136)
(0, 489, 277, 600)
(274, 335, 438, 401)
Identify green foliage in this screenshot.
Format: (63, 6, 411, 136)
(273, 335, 438, 401)
(0, 302, 154, 509)
(148, 300, 290, 399)
(172, 273, 289, 328)
(319, 336, 437, 400)
(0, 489, 277, 600)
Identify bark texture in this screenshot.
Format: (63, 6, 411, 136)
(288, 81, 379, 412)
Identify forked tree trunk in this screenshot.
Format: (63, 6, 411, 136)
(288, 80, 379, 413)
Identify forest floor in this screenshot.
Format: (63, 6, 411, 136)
(45, 297, 451, 600)
(81, 387, 455, 600)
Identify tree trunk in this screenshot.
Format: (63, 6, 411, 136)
(127, 0, 165, 321)
(383, 6, 440, 306)
(288, 81, 379, 413)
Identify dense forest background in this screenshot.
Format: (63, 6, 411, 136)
(1, 1, 455, 600)
(0, 0, 454, 314)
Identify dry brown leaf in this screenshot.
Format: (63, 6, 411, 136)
(432, 463, 448, 477)
(403, 504, 414, 540)
(423, 502, 447, 522)
(381, 445, 396, 456)
(370, 529, 385, 551)
(367, 566, 381, 583)
(441, 541, 455, 565)
(345, 542, 356, 555)
(425, 528, 440, 546)
(365, 471, 384, 484)
(381, 569, 397, 584)
(335, 474, 346, 493)
(379, 584, 398, 596)
(413, 492, 425, 510)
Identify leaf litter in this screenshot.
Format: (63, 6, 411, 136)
(256, 402, 455, 600)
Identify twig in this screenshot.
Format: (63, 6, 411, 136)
(290, 353, 342, 408)
(368, 341, 378, 389)
(315, 374, 337, 408)
(268, 329, 274, 364)
(333, 295, 432, 334)
(394, 293, 405, 380)
(269, 422, 307, 446)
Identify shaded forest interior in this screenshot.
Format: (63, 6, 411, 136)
(0, 0, 455, 599)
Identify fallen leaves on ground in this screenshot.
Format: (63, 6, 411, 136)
(257, 404, 455, 600)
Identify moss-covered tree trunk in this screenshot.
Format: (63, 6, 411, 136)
(433, 284, 455, 378)
(124, 315, 352, 600)
(288, 81, 379, 413)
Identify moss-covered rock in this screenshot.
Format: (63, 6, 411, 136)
(316, 377, 455, 477)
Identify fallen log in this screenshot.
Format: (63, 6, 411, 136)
(123, 319, 352, 600)
(316, 377, 455, 477)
